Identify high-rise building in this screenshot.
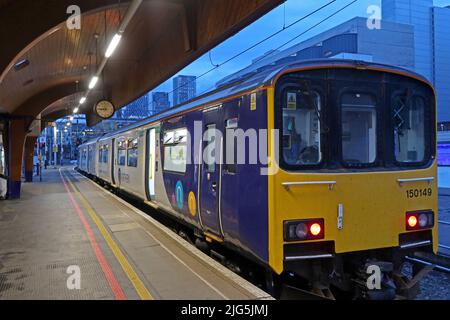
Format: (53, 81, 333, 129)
(431, 6, 450, 123)
(217, 17, 415, 88)
(382, 0, 450, 122)
(173, 75, 196, 106)
(121, 94, 150, 119)
(382, 0, 434, 81)
(151, 92, 170, 115)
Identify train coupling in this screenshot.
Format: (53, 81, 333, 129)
(352, 260, 397, 300)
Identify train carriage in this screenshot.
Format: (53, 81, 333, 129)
(78, 59, 438, 299)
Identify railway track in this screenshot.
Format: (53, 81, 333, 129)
(438, 220, 450, 257)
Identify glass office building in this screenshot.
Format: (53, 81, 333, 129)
(383, 0, 450, 123)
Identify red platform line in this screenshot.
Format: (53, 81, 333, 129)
(60, 170, 126, 300)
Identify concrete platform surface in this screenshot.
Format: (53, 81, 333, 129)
(0, 167, 272, 300)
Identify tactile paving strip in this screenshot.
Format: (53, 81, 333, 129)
(0, 257, 113, 300)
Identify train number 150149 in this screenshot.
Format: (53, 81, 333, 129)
(406, 188, 433, 199)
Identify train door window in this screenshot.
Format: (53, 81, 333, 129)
(341, 93, 377, 165)
(0, 143, 5, 175)
(163, 128, 187, 173)
(224, 118, 238, 174)
(118, 141, 126, 166)
(99, 147, 103, 163)
(281, 89, 322, 166)
(103, 145, 109, 163)
(127, 138, 138, 167)
(205, 124, 217, 172)
(393, 94, 426, 163)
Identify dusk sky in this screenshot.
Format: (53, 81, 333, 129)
(141, 0, 450, 106)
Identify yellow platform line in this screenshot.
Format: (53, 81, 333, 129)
(62, 170, 153, 300)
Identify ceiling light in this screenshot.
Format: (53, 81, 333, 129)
(88, 76, 98, 89)
(73, 107, 79, 113)
(79, 97, 86, 104)
(69, 116, 74, 121)
(105, 33, 122, 58)
(14, 59, 30, 71)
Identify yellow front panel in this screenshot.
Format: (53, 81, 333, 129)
(267, 88, 438, 275)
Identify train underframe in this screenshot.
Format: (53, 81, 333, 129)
(280, 235, 435, 300)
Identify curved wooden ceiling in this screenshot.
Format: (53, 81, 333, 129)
(0, 0, 284, 130)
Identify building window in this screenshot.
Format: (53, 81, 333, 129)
(341, 93, 377, 165)
(127, 138, 138, 167)
(393, 94, 426, 163)
(281, 89, 322, 166)
(118, 141, 126, 166)
(163, 128, 187, 173)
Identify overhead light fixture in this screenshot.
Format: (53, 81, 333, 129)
(73, 107, 79, 113)
(69, 116, 74, 121)
(79, 97, 86, 104)
(14, 59, 30, 71)
(88, 76, 98, 89)
(105, 33, 122, 58)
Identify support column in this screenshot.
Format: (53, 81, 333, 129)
(23, 136, 36, 183)
(7, 119, 28, 199)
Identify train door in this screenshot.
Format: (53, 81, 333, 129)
(219, 100, 240, 239)
(147, 128, 156, 198)
(111, 138, 116, 185)
(199, 105, 223, 236)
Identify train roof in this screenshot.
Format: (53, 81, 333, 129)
(81, 58, 431, 146)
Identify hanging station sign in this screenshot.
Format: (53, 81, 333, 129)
(94, 100, 115, 119)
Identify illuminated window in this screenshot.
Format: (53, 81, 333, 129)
(341, 93, 377, 165)
(118, 141, 126, 166)
(127, 138, 138, 167)
(163, 128, 187, 173)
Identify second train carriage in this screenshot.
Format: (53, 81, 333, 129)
(78, 59, 438, 299)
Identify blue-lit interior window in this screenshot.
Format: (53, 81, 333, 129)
(118, 141, 126, 166)
(127, 138, 138, 167)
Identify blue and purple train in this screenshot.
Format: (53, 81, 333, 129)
(78, 59, 438, 299)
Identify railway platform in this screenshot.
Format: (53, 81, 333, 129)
(0, 167, 272, 300)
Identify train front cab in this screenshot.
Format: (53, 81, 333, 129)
(267, 64, 437, 299)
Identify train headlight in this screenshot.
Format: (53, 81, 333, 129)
(418, 214, 428, 228)
(406, 211, 434, 230)
(295, 223, 308, 239)
(284, 219, 324, 242)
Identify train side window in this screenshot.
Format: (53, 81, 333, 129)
(98, 147, 103, 163)
(341, 93, 377, 165)
(224, 118, 238, 174)
(393, 94, 426, 163)
(118, 141, 126, 166)
(127, 138, 138, 167)
(163, 128, 187, 173)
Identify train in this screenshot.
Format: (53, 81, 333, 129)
(78, 59, 438, 299)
